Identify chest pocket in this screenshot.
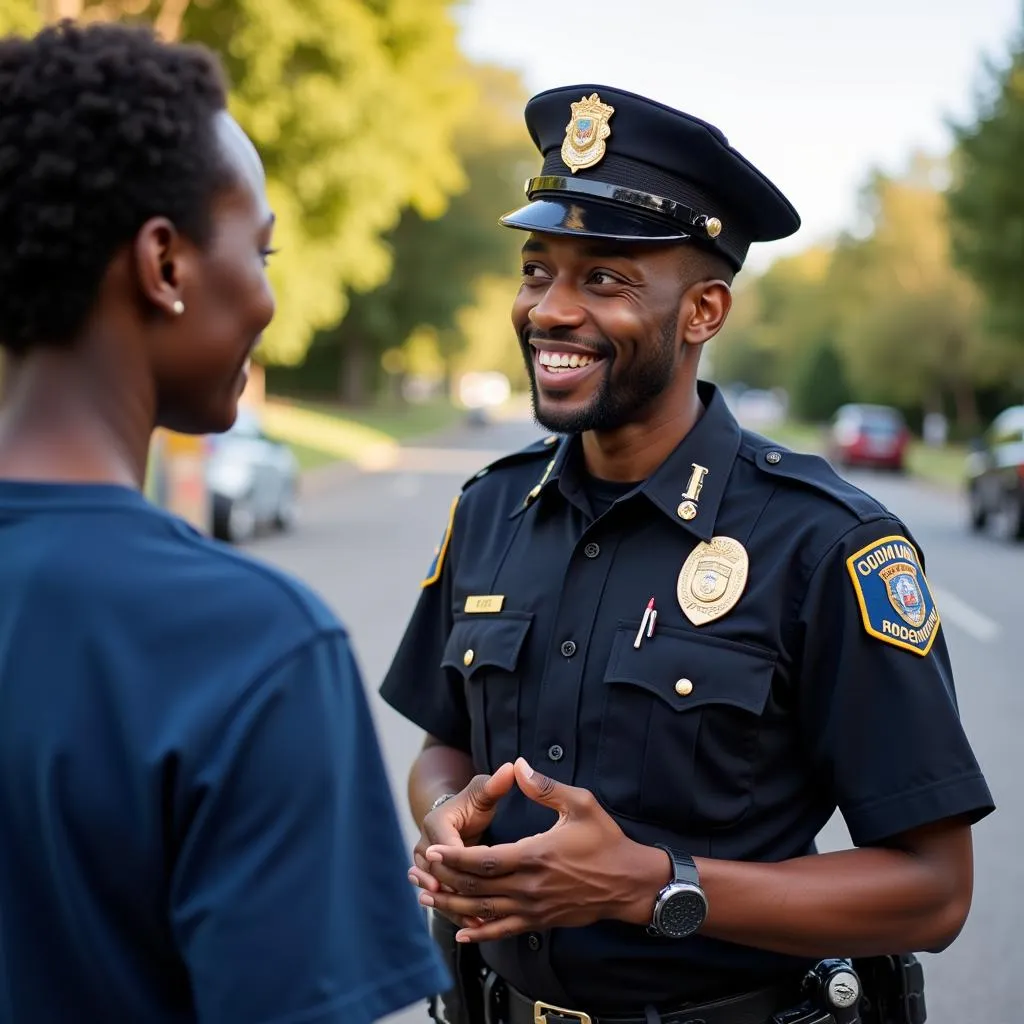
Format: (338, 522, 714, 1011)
(596, 622, 776, 832)
(441, 612, 533, 774)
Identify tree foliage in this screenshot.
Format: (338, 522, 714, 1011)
(948, 13, 1024, 362)
(271, 60, 536, 401)
(0, 0, 473, 366)
(714, 152, 1000, 430)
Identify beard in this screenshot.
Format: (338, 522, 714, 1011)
(520, 312, 679, 434)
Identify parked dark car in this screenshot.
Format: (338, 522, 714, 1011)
(206, 408, 299, 544)
(827, 404, 910, 471)
(965, 405, 1024, 541)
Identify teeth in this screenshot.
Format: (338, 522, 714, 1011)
(538, 350, 595, 370)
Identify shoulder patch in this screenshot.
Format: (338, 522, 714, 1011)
(845, 534, 940, 656)
(420, 494, 460, 588)
(461, 435, 560, 492)
(747, 440, 887, 522)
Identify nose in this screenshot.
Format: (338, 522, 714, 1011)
(527, 277, 586, 334)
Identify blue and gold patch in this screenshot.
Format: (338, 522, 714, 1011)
(420, 495, 459, 588)
(846, 534, 940, 656)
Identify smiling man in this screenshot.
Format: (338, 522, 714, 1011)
(380, 85, 994, 1024)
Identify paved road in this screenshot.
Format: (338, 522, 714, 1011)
(249, 414, 1019, 1024)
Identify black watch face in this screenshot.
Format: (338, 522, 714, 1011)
(660, 887, 707, 938)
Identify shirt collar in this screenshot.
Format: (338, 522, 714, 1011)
(513, 380, 742, 540)
(638, 380, 742, 540)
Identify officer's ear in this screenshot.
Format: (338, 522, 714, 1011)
(679, 278, 732, 347)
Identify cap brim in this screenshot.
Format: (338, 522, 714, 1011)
(499, 198, 690, 242)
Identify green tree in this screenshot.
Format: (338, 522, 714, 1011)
(451, 273, 528, 388)
(1, 0, 472, 368)
(275, 60, 536, 403)
(712, 246, 837, 394)
(790, 340, 851, 422)
(835, 155, 994, 429)
(948, 12, 1024, 377)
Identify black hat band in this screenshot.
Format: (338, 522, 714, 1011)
(526, 175, 722, 240)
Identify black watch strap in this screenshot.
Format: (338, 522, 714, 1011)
(654, 843, 700, 887)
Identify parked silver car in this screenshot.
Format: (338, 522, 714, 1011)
(206, 408, 299, 543)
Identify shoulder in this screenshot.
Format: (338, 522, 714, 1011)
(734, 431, 934, 594)
(60, 499, 344, 650)
(417, 434, 559, 588)
(165, 517, 344, 640)
(737, 430, 893, 525)
(449, 433, 561, 522)
(462, 433, 561, 495)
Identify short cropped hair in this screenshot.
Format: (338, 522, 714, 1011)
(0, 20, 229, 353)
(680, 244, 736, 288)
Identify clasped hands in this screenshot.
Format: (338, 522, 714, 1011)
(408, 757, 663, 943)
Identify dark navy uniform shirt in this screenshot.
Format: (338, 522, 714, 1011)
(380, 381, 994, 1011)
(0, 481, 448, 1024)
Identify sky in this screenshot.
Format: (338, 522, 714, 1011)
(455, 0, 1021, 272)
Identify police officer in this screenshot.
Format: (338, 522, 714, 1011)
(380, 84, 994, 1024)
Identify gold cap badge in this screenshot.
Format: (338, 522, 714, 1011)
(561, 93, 615, 174)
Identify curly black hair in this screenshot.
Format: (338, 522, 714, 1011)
(0, 19, 230, 353)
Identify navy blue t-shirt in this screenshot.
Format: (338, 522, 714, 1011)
(0, 481, 448, 1023)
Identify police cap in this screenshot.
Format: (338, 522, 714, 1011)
(500, 84, 801, 271)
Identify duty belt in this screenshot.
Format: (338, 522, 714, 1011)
(487, 973, 795, 1024)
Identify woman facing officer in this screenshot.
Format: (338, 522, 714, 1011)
(0, 20, 446, 1023)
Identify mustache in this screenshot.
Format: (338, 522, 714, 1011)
(522, 328, 614, 359)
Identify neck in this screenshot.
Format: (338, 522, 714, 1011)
(0, 344, 155, 488)
(580, 381, 703, 483)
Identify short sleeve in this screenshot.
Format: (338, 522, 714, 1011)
(796, 520, 995, 847)
(171, 631, 450, 1024)
(379, 499, 471, 752)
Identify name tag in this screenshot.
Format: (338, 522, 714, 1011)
(464, 595, 505, 614)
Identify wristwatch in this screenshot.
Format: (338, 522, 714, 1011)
(648, 844, 708, 939)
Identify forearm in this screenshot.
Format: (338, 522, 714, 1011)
(408, 737, 476, 824)
(625, 843, 968, 958)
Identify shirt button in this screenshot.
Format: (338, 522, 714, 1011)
(766, 450, 782, 465)
(584, 542, 601, 558)
(675, 678, 693, 696)
(560, 640, 577, 658)
(463, 649, 475, 667)
(547, 744, 564, 762)
(527, 933, 543, 951)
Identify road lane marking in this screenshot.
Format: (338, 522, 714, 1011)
(931, 585, 1001, 643)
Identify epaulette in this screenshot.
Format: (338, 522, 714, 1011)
(420, 434, 562, 588)
(460, 433, 561, 492)
(743, 437, 888, 523)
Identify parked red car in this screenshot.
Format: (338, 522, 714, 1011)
(827, 404, 910, 471)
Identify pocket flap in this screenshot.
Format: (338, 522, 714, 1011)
(442, 612, 533, 680)
(603, 623, 776, 714)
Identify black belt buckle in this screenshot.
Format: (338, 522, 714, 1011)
(533, 1000, 593, 1024)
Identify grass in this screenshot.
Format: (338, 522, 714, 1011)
(264, 398, 971, 491)
(288, 441, 343, 472)
(906, 442, 968, 491)
(291, 398, 462, 441)
(261, 397, 461, 471)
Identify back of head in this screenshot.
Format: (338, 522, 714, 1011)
(0, 20, 229, 354)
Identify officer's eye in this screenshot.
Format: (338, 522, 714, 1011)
(521, 263, 551, 282)
(589, 270, 620, 286)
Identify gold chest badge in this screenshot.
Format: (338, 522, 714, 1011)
(561, 93, 615, 173)
(677, 536, 749, 626)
